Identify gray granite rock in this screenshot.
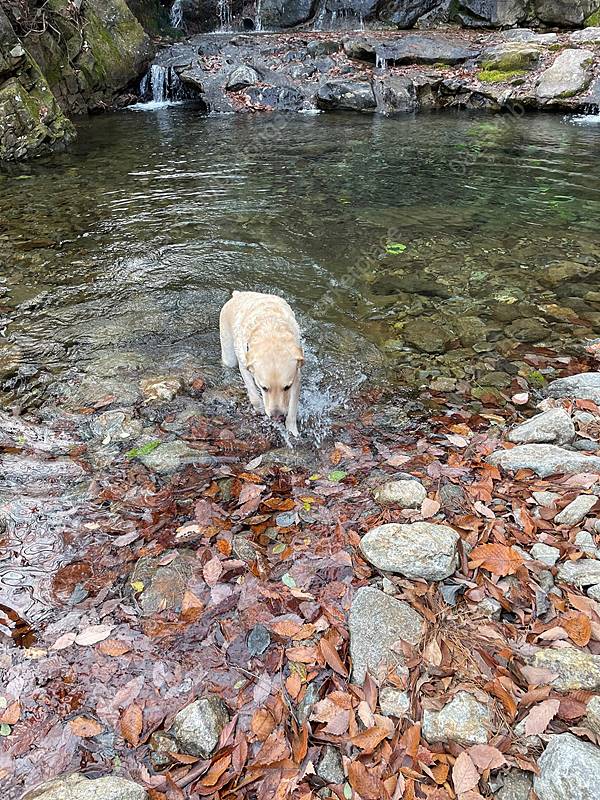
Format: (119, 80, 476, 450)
(493, 769, 533, 800)
(570, 27, 600, 44)
(577, 530, 599, 554)
(533, 491, 560, 507)
(588, 584, 600, 601)
(349, 586, 425, 684)
(558, 559, 600, 587)
(21, 774, 147, 800)
(226, 65, 260, 91)
(360, 522, 459, 581)
(316, 745, 345, 784)
(171, 696, 229, 757)
(536, 49, 594, 102)
(508, 408, 575, 446)
(555, 495, 598, 526)
(534, 733, 600, 800)
(422, 691, 490, 746)
(548, 372, 600, 404)
(379, 687, 410, 717)
(585, 695, 600, 735)
(530, 647, 600, 691)
(531, 543, 560, 566)
(488, 444, 600, 477)
(373, 479, 426, 508)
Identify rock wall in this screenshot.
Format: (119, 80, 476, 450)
(176, 0, 600, 33)
(0, 0, 155, 160)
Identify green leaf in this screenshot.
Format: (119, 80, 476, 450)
(385, 241, 407, 255)
(281, 572, 296, 589)
(126, 441, 161, 459)
(343, 783, 353, 799)
(328, 470, 347, 483)
(272, 542, 286, 554)
(0, 724, 11, 737)
(308, 473, 320, 481)
(130, 580, 145, 593)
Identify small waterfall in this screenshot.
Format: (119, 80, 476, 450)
(375, 54, 387, 71)
(255, 0, 262, 31)
(170, 0, 184, 28)
(218, 0, 233, 31)
(136, 64, 184, 107)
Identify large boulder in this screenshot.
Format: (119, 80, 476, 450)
(453, 0, 529, 27)
(315, 79, 376, 111)
(21, 774, 147, 800)
(349, 586, 425, 683)
(536, 49, 594, 102)
(533, 1, 600, 27)
(260, 0, 315, 28)
(344, 34, 479, 66)
(534, 733, 600, 800)
(378, 0, 443, 27)
(360, 522, 460, 581)
(548, 372, 600, 403)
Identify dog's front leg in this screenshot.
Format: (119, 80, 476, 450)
(239, 364, 263, 412)
(285, 374, 300, 437)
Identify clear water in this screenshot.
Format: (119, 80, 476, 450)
(1, 108, 599, 418)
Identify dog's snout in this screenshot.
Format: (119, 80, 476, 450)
(272, 410, 286, 421)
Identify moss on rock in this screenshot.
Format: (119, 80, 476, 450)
(585, 9, 600, 26)
(478, 68, 527, 83)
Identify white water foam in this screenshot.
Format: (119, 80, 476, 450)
(569, 113, 600, 126)
(170, 0, 184, 28)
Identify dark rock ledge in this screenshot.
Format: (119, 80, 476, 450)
(141, 27, 600, 116)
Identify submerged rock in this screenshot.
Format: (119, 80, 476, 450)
(349, 586, 425, 684)
(138, 440, 215, 474)
(373, 479, 426, 508)
(536, 49, 594, 102)
(530, 647, 600, 691)
(508, 408, 575, 446)
(21, 774, 147, 800)
(534, 733, 600, 800)
(403, 318, 454, 354)
(488, 444, 600, 477)
(422, 691, 490, 746)
(130, 551, 194, 616)
(360, 522, 459, 581)
(140, 375, 182, 401)
(171, 696, 229, 757)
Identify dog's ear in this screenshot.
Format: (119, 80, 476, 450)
(294, 346, 305, 368)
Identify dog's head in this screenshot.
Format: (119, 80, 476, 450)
(247, 344, 304, 421)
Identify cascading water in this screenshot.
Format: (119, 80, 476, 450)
(218, 0, 233, 31)
(170, 0, 184, 28)
(255, 0, 262, 31)
(134, 64, 185, 108)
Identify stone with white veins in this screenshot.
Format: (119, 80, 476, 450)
(531, 543, 560, 566)
(530, 647, 600, 691)
(508, 408, 575, 445)
(373, 479, 426, 508)
(379, 687, 410, 718)
(534, 732, 600, 800)
(171, 696, 229, 757)
(360, 522, 459, 581)
(21, 774, 148, 800)
(422, 691, 490, 746)
(554, 495, 597, 526)
(488, 444, 600, 478)
(558, 559, 600, 587)
(536, 49, 594, 101)
(349, 586, 425, 684)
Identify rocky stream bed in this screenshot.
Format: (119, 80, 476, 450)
(5, 344, 600, 799)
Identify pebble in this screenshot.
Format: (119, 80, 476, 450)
(20, 774, 147, 800)
(373, 479, 426, 508)
(575, 530, 597, 555)
(171, 696, 229, 757)
(507, 408, 575, 446)
(533, 491, 560, 507)
(316, 745, 345, 784)
(488, 444, 600, 478)
(422, 691, 490, 746)
(558, 559, 600, 587)
(379, 687, 410, 718)
(534, 733, 600, 800)
(530, 647, 600, 691)
(531, 543, 560, 566)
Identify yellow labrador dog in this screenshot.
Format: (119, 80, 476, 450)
(220, 291, 304, 436)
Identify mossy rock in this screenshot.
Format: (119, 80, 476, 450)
(478, 69, 527, 84)
(481, 46, 541, 73)
(585, 10, 600, 26)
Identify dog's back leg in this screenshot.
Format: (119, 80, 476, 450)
(220, 306, 238, 368)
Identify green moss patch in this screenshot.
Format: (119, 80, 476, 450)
(585, 10, 600, 26)
(478, 69, 527, 84)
